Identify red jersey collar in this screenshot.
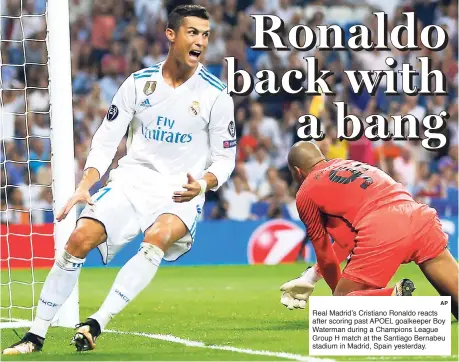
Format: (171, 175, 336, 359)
(310, 159, 329, 172)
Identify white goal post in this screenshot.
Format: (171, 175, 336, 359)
(47, 0, 79, 328)
(1, 0, 79, 328)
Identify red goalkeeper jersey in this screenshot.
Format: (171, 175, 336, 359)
(296, 158, 415, 290)
(296, 159, 414, 239)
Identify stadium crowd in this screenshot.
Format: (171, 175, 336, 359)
(1, 0, 458, 225)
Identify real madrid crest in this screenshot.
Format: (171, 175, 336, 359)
(189, 101, 200, 116)
(143, 81, 157, 96)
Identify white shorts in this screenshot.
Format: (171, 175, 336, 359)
(79, 180, 204, 264)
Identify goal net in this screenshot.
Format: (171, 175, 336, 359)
(1, 0, 78, 328)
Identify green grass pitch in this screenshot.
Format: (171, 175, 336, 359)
(1, 263, 457, 361)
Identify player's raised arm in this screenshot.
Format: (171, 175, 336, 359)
(296, 195, 341, 292)
(204, 91, 237, 191)
(84, 75, 136, 180)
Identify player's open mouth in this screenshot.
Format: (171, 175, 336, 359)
(189, 50, 201, 60)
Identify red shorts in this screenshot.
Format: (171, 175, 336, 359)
(342, 202, 448, 288)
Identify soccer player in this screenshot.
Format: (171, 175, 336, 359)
(279, 141, 458, 319)
(3, 5, 236, 355)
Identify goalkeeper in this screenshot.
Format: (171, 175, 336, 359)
(279, 141, 458, 320)
(3, 4, 235, 355)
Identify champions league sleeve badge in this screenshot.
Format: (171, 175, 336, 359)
(228, 120, 236, 137)
(106, 105, 119, 121)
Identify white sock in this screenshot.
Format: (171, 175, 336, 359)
(29, 251, 85, 338)
(90, 243, 163, 330)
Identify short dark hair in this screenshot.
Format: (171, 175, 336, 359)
(167, 5, 210, 31)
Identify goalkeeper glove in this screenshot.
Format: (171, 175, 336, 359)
(279, 266, 320, 310)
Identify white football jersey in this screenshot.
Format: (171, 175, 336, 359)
(85, 61, 236, 191)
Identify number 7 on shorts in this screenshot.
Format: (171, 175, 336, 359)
(94, 187, 112, 202)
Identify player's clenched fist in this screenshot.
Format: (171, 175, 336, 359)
(280, 278, 315, 310)
(56, 188, 94, 222)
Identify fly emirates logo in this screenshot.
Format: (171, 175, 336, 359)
(141, 116, 192, 144)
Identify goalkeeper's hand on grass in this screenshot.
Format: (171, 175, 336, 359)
(280, 278, 315, 310)
(280, 266, 321, 310)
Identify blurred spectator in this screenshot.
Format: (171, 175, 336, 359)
(403, 95, 426, 121)
(28, 76, 49, 112)
(142, 42, 166, 67)
(414, 161, 431, 192)
(4, 187, 30, 224)
(17, 172, 43, 220)
(25, 37, 47, 65)
(30, 114, 50, 138)
(69, 0, 92, 25)
(245, 145, 271, 191)
(275, 0, 301, 24)
(258, 167, 283, 200)
(349, 134, 375, 166)
(34, 187, 54, 224)
(98, 64, 123, 105)
(245, 0, 271, 15)
(5, 148, 26, 186)
(134, 0, 167, 36)
(237, 119, 260, 162)
(228, 162, 257, 192)
(393, 145, 416, 193)
(0, 198, 7, 225)
(29, 138, 49, 174)
(149, 20, 170, 55)
(273, 105, 296, 170)
(101, 41, 128, 75)
(209, 6, 230, 41)
(222, 175, 258, 221)
(223, 0, 238, 26)
(209, 197, 229, 220)
(36, 165, 52, 187)
(325, 125, 349, 160)
(373, 140, 400, 173)
(86, 83, 109, 119)
(438, 156, 457, 187)
(266, 179, 293, 219)
(90, 0, 116, 76)
(10, 0, 45, 43)
(72, 43, 98, 95)
(1, 89, 22, 142)
(415, 173, 446, 202)
(243, 102, 282, 158)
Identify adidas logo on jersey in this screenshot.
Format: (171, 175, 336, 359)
(140, 99, 152, 107)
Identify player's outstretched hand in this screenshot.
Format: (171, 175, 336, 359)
(280, 278, 315, 310)
(173, 173, 201, 203)
(56, 188, 94, 222)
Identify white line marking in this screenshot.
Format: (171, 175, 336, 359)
(363, 357, 459, 361)
(105, 329, 332, 362)
(1, 319, 334, 362)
